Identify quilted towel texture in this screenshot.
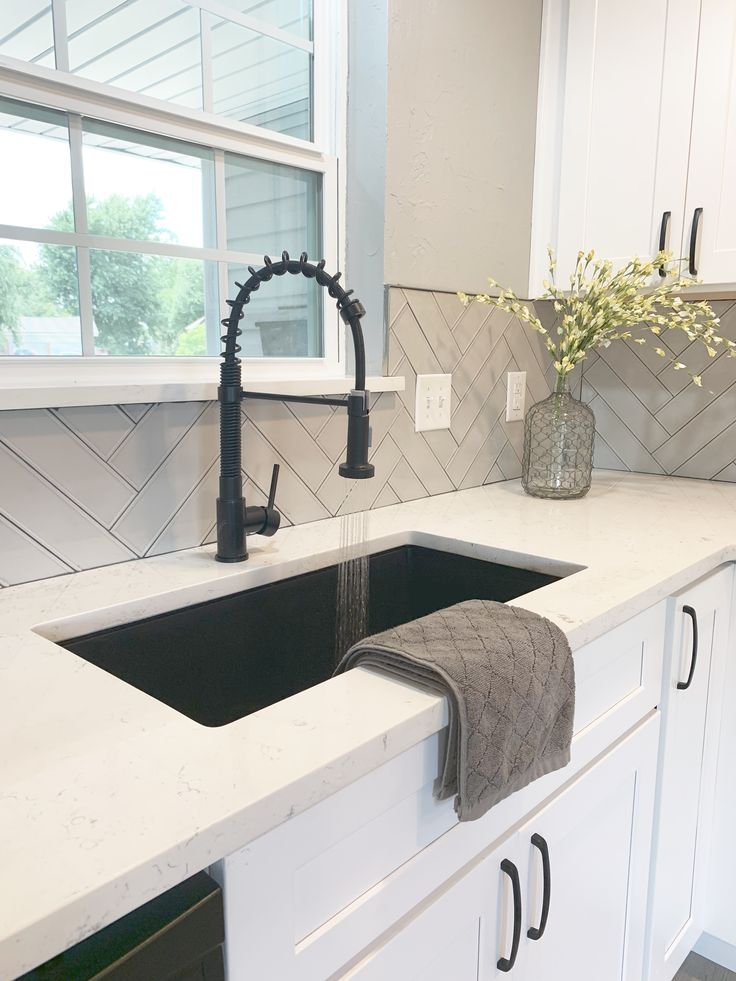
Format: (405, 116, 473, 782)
(334, 599, 575, 822)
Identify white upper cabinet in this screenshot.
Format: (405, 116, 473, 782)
(551, 0, 698, 286)
(532, 0, 701, 290)
(529, 0, 736, 293)
(683, 0, 736, 284)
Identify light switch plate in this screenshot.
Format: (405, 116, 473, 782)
(415, 373, 452, 432)
(506, 371, 526, 422)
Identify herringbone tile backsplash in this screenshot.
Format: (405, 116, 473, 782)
(1, 289, 735, 586)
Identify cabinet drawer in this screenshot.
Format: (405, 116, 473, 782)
(216, 601, 665, 981)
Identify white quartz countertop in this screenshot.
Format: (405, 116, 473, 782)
(2, 471, 736, 977)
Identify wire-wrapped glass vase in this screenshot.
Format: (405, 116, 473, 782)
(522, 377, 595, 499)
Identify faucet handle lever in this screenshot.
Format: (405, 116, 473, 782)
(244, 462, 281, 539)
(267, 463, 280, 510)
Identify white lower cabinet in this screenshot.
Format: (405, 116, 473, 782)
(338, 846, 505, 981)
(646, 565, 734, 981)
(342, 714, 659, 981)
(215, 602, 665, 981)
(212, 570, 736, 981)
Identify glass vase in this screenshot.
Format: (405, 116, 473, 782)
(522, 376, 595, 499)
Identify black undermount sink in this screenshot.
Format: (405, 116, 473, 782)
(61, 545, 563, 727)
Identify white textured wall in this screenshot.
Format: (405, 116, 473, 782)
(384, 0, 543, 297)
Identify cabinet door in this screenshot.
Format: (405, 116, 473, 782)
(701, 568, 736, 951)
(682, 0, 736, 284)
(521, 715, 660, 981)
(646, 566, 734, 981)
(340, 838, 523, 981)
(548, 0, 698, 286)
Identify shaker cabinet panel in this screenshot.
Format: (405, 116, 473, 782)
(550, 0, 699, 286)
(520, 714, 659, 981)
(344, 714, 659, 981)
(646, 566, 734, 981)
(683, 0, 736, 284)
(340, 838, 519, 981)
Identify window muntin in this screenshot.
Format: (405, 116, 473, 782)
(0, 0, 335, 367)
(0, 103, 325, 358)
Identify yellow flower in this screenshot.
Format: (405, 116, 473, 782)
(655, 348, 666, 357)
(692, 375, 703, 387)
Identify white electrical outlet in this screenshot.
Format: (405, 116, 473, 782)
(505, 371, 526, 422)
(415, 374, 452, 432)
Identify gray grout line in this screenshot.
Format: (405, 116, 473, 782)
(49, 409, 139, 494)
(447, 352, 513, 470)
(388, 297, 408, 330)
(448, 385, 507, 486)
(144, 457, 219, 557)
(0, 509, 77, 575)
(587, 388, 665, 473)
(669, 417, 736, 477)
(118, 403, 152, 424)
(112, 401, 212, 518)
(593, 426, 629, 472)
(0, 435, 137, 549)
(247, 414, 332, 512)
(652, 375, 736, 448)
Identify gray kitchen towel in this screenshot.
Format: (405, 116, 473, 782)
(334, 599, 575, 822)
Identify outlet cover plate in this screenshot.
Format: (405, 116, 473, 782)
(415, 373, 452, 432)
(506, 371, 526, 422)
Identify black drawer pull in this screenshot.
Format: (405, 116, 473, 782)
(658, 211, 671, 277)
(498, 858, 522, 972)
(677, 605, 699, 690)
(689, 208, 703, 276)
(527, 833, 551, 941)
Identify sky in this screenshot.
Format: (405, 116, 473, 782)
(0, 126, 205, 263)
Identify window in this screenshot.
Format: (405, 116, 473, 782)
(0, 0, 342, 378)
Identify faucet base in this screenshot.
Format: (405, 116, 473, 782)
(339, 462, 375, 479)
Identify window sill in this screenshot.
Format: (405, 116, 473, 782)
(0, 358, 405, 410)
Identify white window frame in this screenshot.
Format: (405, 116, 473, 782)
(0, 0, 396, 408)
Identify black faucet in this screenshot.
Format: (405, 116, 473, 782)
(216, 251, 375, 563)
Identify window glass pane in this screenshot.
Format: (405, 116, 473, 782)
(0, 99, 73, 231)
(211, 17, 311, 139)
(0, 239, 81, 356)
(89, 250, 218, 357)
(0, 2, 55, 67)
(224, 153, 321, 258)
(82, 121, 215, 249)
(227, 262, 322, 357)
(66, 0, 203, 111)
(224, 152, 322, 355)
(214, 0, 312, 41)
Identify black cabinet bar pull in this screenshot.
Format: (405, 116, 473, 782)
(527, 833, 551, 941)
(689, 208, 703, 276)
(677, 605, 699, 690)
(498, 858, 522, 972)
(658, 211, 671, 277)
